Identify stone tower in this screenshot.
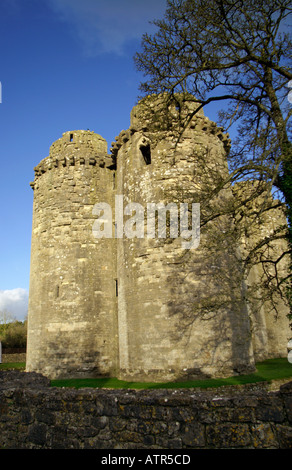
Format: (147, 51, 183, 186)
(26, 130, 118, 379)
(26, 96, 291, 381)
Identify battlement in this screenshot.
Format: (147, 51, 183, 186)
(110, 117, 231, 160)
(110, 95, 231, 157)
(30, 130, 114, 189)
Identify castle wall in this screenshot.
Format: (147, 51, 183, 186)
(233, 182, 291, 362)
(26, 131, 118, 379)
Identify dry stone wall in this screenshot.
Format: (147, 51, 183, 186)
(0, 371, 291, 449)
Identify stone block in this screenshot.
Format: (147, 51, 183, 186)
(206, 423, 252, 448)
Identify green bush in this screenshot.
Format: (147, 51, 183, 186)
(0, 320, 27, 349)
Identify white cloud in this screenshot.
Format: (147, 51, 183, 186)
(0, 288, 29, 322)
(46, 0, 167, 56)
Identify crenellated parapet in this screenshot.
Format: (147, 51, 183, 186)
(110, 95, 231, 158)
(193, 116, 231, 153)
(110, 117, 231, 161)
(110, 128, 138, 158)
(30, 130, 115, 189)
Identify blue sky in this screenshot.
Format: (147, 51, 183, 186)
(0, 0, 171, 320)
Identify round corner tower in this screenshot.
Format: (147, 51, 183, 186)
(26, 130, 118, 379)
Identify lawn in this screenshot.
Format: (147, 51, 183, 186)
(1, 358, 291, 390)
(0, 362, 25, 371)
(50, 358, 292, 390)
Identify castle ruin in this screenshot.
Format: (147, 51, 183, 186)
(26, 95, 291, 381)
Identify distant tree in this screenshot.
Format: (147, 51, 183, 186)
(0, 311, 27, 349)
(0, 310, 16, 334)
(0, 319, 27, 349)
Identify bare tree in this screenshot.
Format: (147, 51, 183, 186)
(0, 309, 16, 327)
(135, 0, 292, 231)
(134, 0, 292, 316)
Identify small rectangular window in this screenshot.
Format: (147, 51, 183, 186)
(115, 279, 118, 297)
(70, 133, 74, 142)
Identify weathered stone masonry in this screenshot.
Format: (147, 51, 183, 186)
(0, 371, 291, 449)
(26, 95, 291, 382)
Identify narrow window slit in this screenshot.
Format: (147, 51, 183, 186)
(140, 144, 151, 165)
(115, 279, 118, 297)
(70, 133, 74, 142)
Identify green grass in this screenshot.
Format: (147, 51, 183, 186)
(1, 358, 291, 390)
(50, 358, 292, 390)
(0, 362, 25, 371)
